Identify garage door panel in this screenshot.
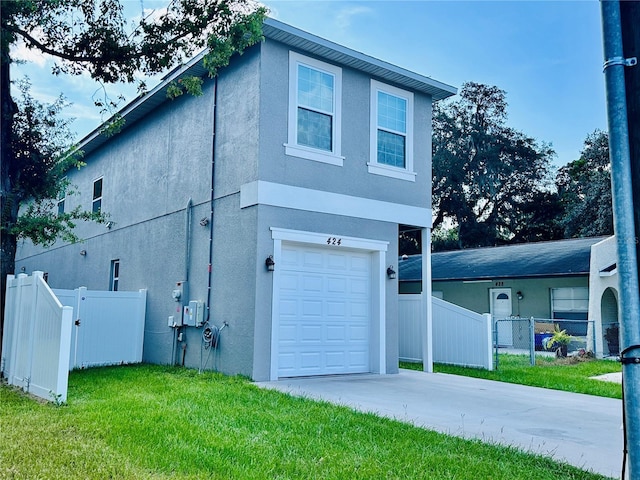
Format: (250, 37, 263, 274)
(326, 324, 346, 341)
(278, 243, 371, 378)
(302, 251, 323, 267)
(325, 351, 346, 367)
(352, 260, 369, 273)
(350, 278, 368, 295)
(327, 277, 347, 293)
(303, 275, 323, 293)
(302, 300, 322, 317)
(349, 325, 368, 341)
(300, 324, 322, 342)
(279, 324, 297, 342)
(280, 273, 298, 291)
(301, 352, 321, 368)
(350, 301, 368, 318)
(348, 350, 368, 367)
(327, 253, 348, 270)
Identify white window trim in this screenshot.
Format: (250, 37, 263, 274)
(57, 177, 67, 215)
(110, 259, 120, 292)
(92, 176, 103, 213)
(368, 79, 415, 181)
(285, 51, 344, 166)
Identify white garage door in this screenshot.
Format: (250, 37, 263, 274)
(278, 243, 371, 377)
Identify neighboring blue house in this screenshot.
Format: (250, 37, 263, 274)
(15, 19, 456, 381)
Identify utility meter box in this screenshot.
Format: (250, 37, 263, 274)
(183, 301, 205, 327)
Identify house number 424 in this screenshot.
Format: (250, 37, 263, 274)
(327, 237, 342, 246)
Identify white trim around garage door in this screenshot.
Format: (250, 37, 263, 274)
(269, 227, 388, 380)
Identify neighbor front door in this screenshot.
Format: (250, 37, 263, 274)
(490, 288, 513, 347)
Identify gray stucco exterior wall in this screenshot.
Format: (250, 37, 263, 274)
(15, 26, 445, 380)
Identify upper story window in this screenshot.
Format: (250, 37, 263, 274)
(92, 177, 103, 213)
(368, 80, 415, 181)
(285, 51, 343, 166)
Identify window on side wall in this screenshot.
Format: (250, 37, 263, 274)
(368, 80, 415, 181)
(92, 177, 103, 213)
(110, 259, 120, 291)
(285, 51, 343, 166)
(550, 287, 588, 336)
(57, 178, 66, 215)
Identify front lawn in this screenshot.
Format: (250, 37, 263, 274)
(0, 364, 612, 479)
(402, 354, 622, 399)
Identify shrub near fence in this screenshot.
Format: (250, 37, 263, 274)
(493, 317, 595, 369)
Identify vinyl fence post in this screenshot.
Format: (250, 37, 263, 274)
(494, 319, 499, 371)
(529, 317, 535, 366)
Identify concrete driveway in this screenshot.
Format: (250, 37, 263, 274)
(258, 369, 623, 478)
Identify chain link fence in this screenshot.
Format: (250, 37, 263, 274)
(493, 317, 595, 370)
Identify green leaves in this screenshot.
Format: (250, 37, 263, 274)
(433, 82, 556, 249)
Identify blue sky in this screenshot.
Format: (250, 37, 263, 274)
(12, 0, 607, 168)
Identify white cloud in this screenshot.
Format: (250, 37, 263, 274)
(335, 6, 373, 30)
(11, 40, 49, 68)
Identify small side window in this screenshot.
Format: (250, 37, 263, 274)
(57, 192, 65, 215)
(92, 177, 103, 213)
(110, 259, 120, 291)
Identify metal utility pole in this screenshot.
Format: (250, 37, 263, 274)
(621, 1, 640, 247)
(601, 1, 640, 478)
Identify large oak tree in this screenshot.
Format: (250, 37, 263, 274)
(432, 82, 556, 249)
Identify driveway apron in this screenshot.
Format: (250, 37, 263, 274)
(258, 369, 623, 478)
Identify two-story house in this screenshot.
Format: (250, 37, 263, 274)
(15, 19, 456, 381)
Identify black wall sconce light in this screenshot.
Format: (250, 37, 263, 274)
(79, 249, 87, 256)
(265, 255, 275, 272)
(517, 291, 524, 300)
(387, 266, 396, 279)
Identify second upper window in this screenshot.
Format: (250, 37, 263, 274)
(286, 52, 343, 165)
(369, 80, 415, 181)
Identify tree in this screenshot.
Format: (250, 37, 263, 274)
(556, 130, 613, 238)
(432, 82, 556, 249)
(1, 0, 266, 354)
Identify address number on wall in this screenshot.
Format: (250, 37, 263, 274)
(327, 237, 342, 246)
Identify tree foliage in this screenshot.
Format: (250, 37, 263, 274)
(432, 82, 556, 249)
(556, 130, 613, 238)
(0, 0, 266, 350)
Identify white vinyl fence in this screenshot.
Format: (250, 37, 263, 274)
(399, 295, 493, 370)
(53, 287, 146, 370)
(2, 272, 147, 403)
(2, 272, 73, 403)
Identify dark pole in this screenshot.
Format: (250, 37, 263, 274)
(601, 1, 640, 478)
(620, 1, 640, 267)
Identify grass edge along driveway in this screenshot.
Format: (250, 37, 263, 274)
(402, 354, 622, 399)
(1, 364, 614, 480)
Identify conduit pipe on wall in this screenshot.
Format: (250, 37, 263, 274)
(206, 77, 218, 324)
(185, 197, 193, 283)
(600, 1, 640, 477)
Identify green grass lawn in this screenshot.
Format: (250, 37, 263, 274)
(401, 354, 622, 399)
(1, 364, 612, 479)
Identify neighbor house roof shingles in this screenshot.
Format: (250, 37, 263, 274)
(400, 237, 608, 282)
